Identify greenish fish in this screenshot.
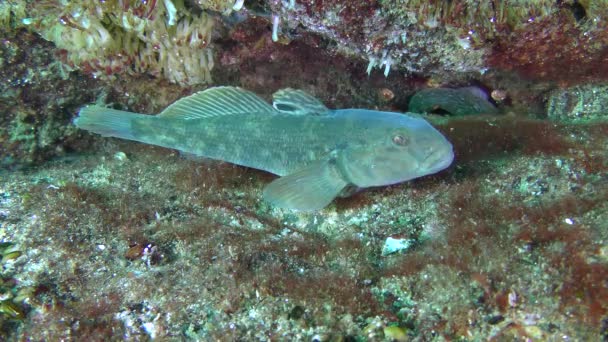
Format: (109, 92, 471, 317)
(74, 87, 454, 210)
(409, 87, 497, 116)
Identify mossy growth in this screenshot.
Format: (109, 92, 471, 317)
(378, 0, 560, 37)
(0, 1, 26, 29)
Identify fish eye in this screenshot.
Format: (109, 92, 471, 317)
(392, 134, 409, 146)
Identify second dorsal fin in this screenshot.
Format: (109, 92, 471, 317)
(159, 86, 275, 119)
(272, 88, 330, 116)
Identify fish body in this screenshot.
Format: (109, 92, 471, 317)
(75, 87, 454, 210)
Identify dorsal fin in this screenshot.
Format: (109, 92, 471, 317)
(272, 88, 330, 116)
(159, 86, 275, 119)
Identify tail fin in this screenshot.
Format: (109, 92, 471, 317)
(74, 106, 149, 140)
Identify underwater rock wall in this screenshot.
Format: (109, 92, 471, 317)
(0, 0, 607, 340)
(2, 1, 606, 86)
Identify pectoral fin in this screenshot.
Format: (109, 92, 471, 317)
(262, 159, 348, 211)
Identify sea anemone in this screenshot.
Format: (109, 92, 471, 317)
(23, 0, 219, 85)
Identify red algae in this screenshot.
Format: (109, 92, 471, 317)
(558, 253, 608, 325)
(488, 10, 608, 85)
(438, 116, 573, 164)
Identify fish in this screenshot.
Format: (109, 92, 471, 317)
(409, 86, 498, 116)
(74, 87, 454, 211)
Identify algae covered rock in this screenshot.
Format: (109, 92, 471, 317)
(547, 84, 608, 122)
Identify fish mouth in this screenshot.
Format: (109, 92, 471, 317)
(422, 145, 454, 173)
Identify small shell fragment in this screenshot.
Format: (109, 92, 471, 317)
(378, 88, 395, 102)
(491, 89, 508, 102)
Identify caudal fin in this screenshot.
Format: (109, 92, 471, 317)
(74, 106, 148, 140)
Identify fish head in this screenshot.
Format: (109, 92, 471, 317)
(339, 111, 454, 187)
